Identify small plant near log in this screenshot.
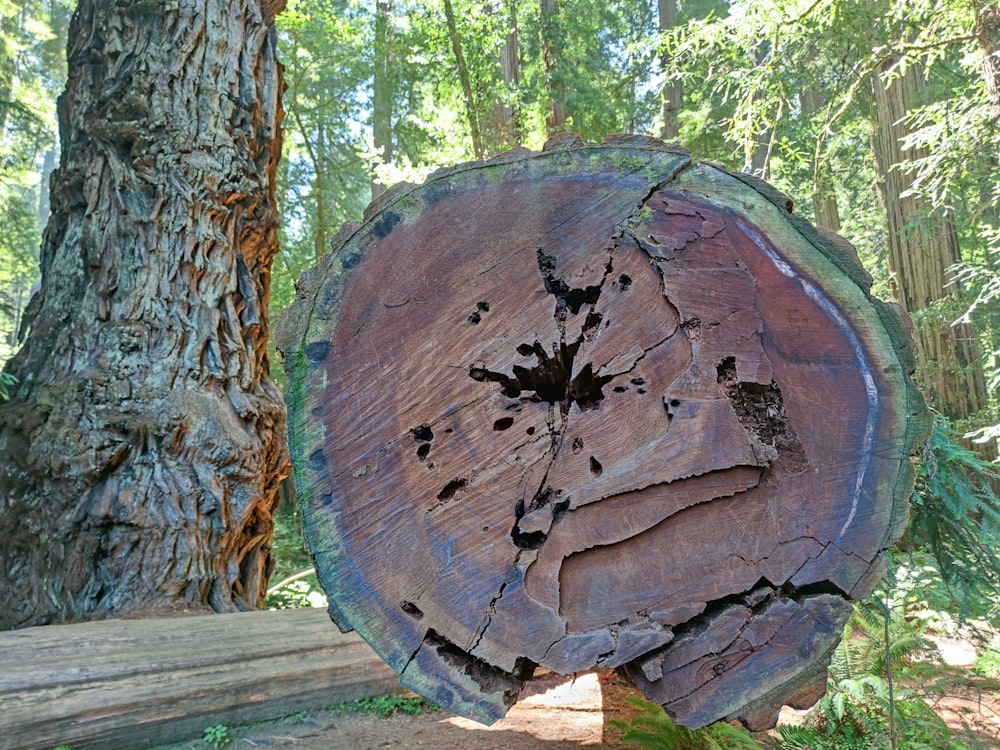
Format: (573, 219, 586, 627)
(202, 724, 232, 748)
(612, 697, 760, 749)
(0, 372, 16, 399)
(973, 637, 1000, 678)
(906, 417, 1000, 621)
(334, 693, 440, 718)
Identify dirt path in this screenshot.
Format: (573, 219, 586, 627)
(152, 657, 1000, 750)
(154, 671, 640, 750)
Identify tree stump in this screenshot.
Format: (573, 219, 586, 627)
(273, 135, 929, 729)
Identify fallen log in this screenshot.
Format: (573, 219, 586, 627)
(274, 134, 929, 730)
(0, 608, 402, 750)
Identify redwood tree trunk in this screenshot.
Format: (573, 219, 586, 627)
(871, 57, 990, 425)
(485, 0, 521, 154)
(975, 0, 1000, 132)
(0, 0, 289, 630)
(539, 0, 566, 134)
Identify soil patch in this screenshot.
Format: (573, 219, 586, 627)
(150, 659, 1000, 750)
(152, 670, 643, 750)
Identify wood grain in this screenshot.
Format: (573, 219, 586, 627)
(0, 608, 402, 750)
(275, 135, 928, 728)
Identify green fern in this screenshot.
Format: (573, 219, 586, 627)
(770, 593, 981, 750)
(773, 722, 868, 750)
(906, 416, 1000, 620)
(0, 371, 15, 400)
(611, 697, 761, 750)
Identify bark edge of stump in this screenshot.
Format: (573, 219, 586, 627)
(274, 133, 929, 730)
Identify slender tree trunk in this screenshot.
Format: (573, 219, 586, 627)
(37, 145, 56, 232)
(871, 58, 991, 426)
(486, 0, 521, 153)
(746, 46, 774, 179)
(740, 43, 777, 179)
(800, 87, 841, 232)
(0, 0, 289, 630)
(289, 103, 328, 259)
(975, 0, 1000, 129)
(539, 0, 566, 134)
(443, 0, 484, 159)
(372, 0, 394, 199)
(315, 115, 328, 259)
(657, 0, 681, 140)
(0, 6, 22, 135)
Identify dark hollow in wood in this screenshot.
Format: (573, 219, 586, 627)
(275, 135, 929, 729)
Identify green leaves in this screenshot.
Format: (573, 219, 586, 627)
(0, 0, 70, 366)
(907, 416, 1000, 620)
(612, 697, 760, 750)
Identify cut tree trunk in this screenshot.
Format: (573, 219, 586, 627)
(274, 134, 928, 730)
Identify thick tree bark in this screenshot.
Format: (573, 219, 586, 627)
(0, 0, 289, 630)
(871, 58, 991, 425)
(275, 135, 927, 729)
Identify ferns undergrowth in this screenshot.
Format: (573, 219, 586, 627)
(617, 417, 1000, 750)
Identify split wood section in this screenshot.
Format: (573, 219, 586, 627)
(275, 134, 929, 730)
(0, 608, 402, 750)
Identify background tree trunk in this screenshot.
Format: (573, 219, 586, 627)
(800, 87, 841, 232)
(871, 58, 991, 427)
(0, 0, 289, 630)
(0, 5, 21, 135)
(975, 0, 1000, 130)
(539, 0, 566, 134)
(372, 0, 395, 199)
(486, 0, 521, 154)
(657, 0, 681, 140)
(443, 0, 484, 159)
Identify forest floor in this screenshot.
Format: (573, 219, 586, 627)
(152, 669, 638, 750)
(151, 646, 1000, 750)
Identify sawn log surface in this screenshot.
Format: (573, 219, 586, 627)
(274, 134, 929, 730)
(0, 608, 401, 750)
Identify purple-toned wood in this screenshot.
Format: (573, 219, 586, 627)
(275, 135, 928, 729)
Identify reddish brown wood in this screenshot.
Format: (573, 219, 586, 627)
(274, 135, 928, 729)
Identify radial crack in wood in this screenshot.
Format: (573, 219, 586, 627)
(274, 135, 929, 729)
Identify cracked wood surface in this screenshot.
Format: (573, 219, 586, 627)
(274, 134, 929, 730)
